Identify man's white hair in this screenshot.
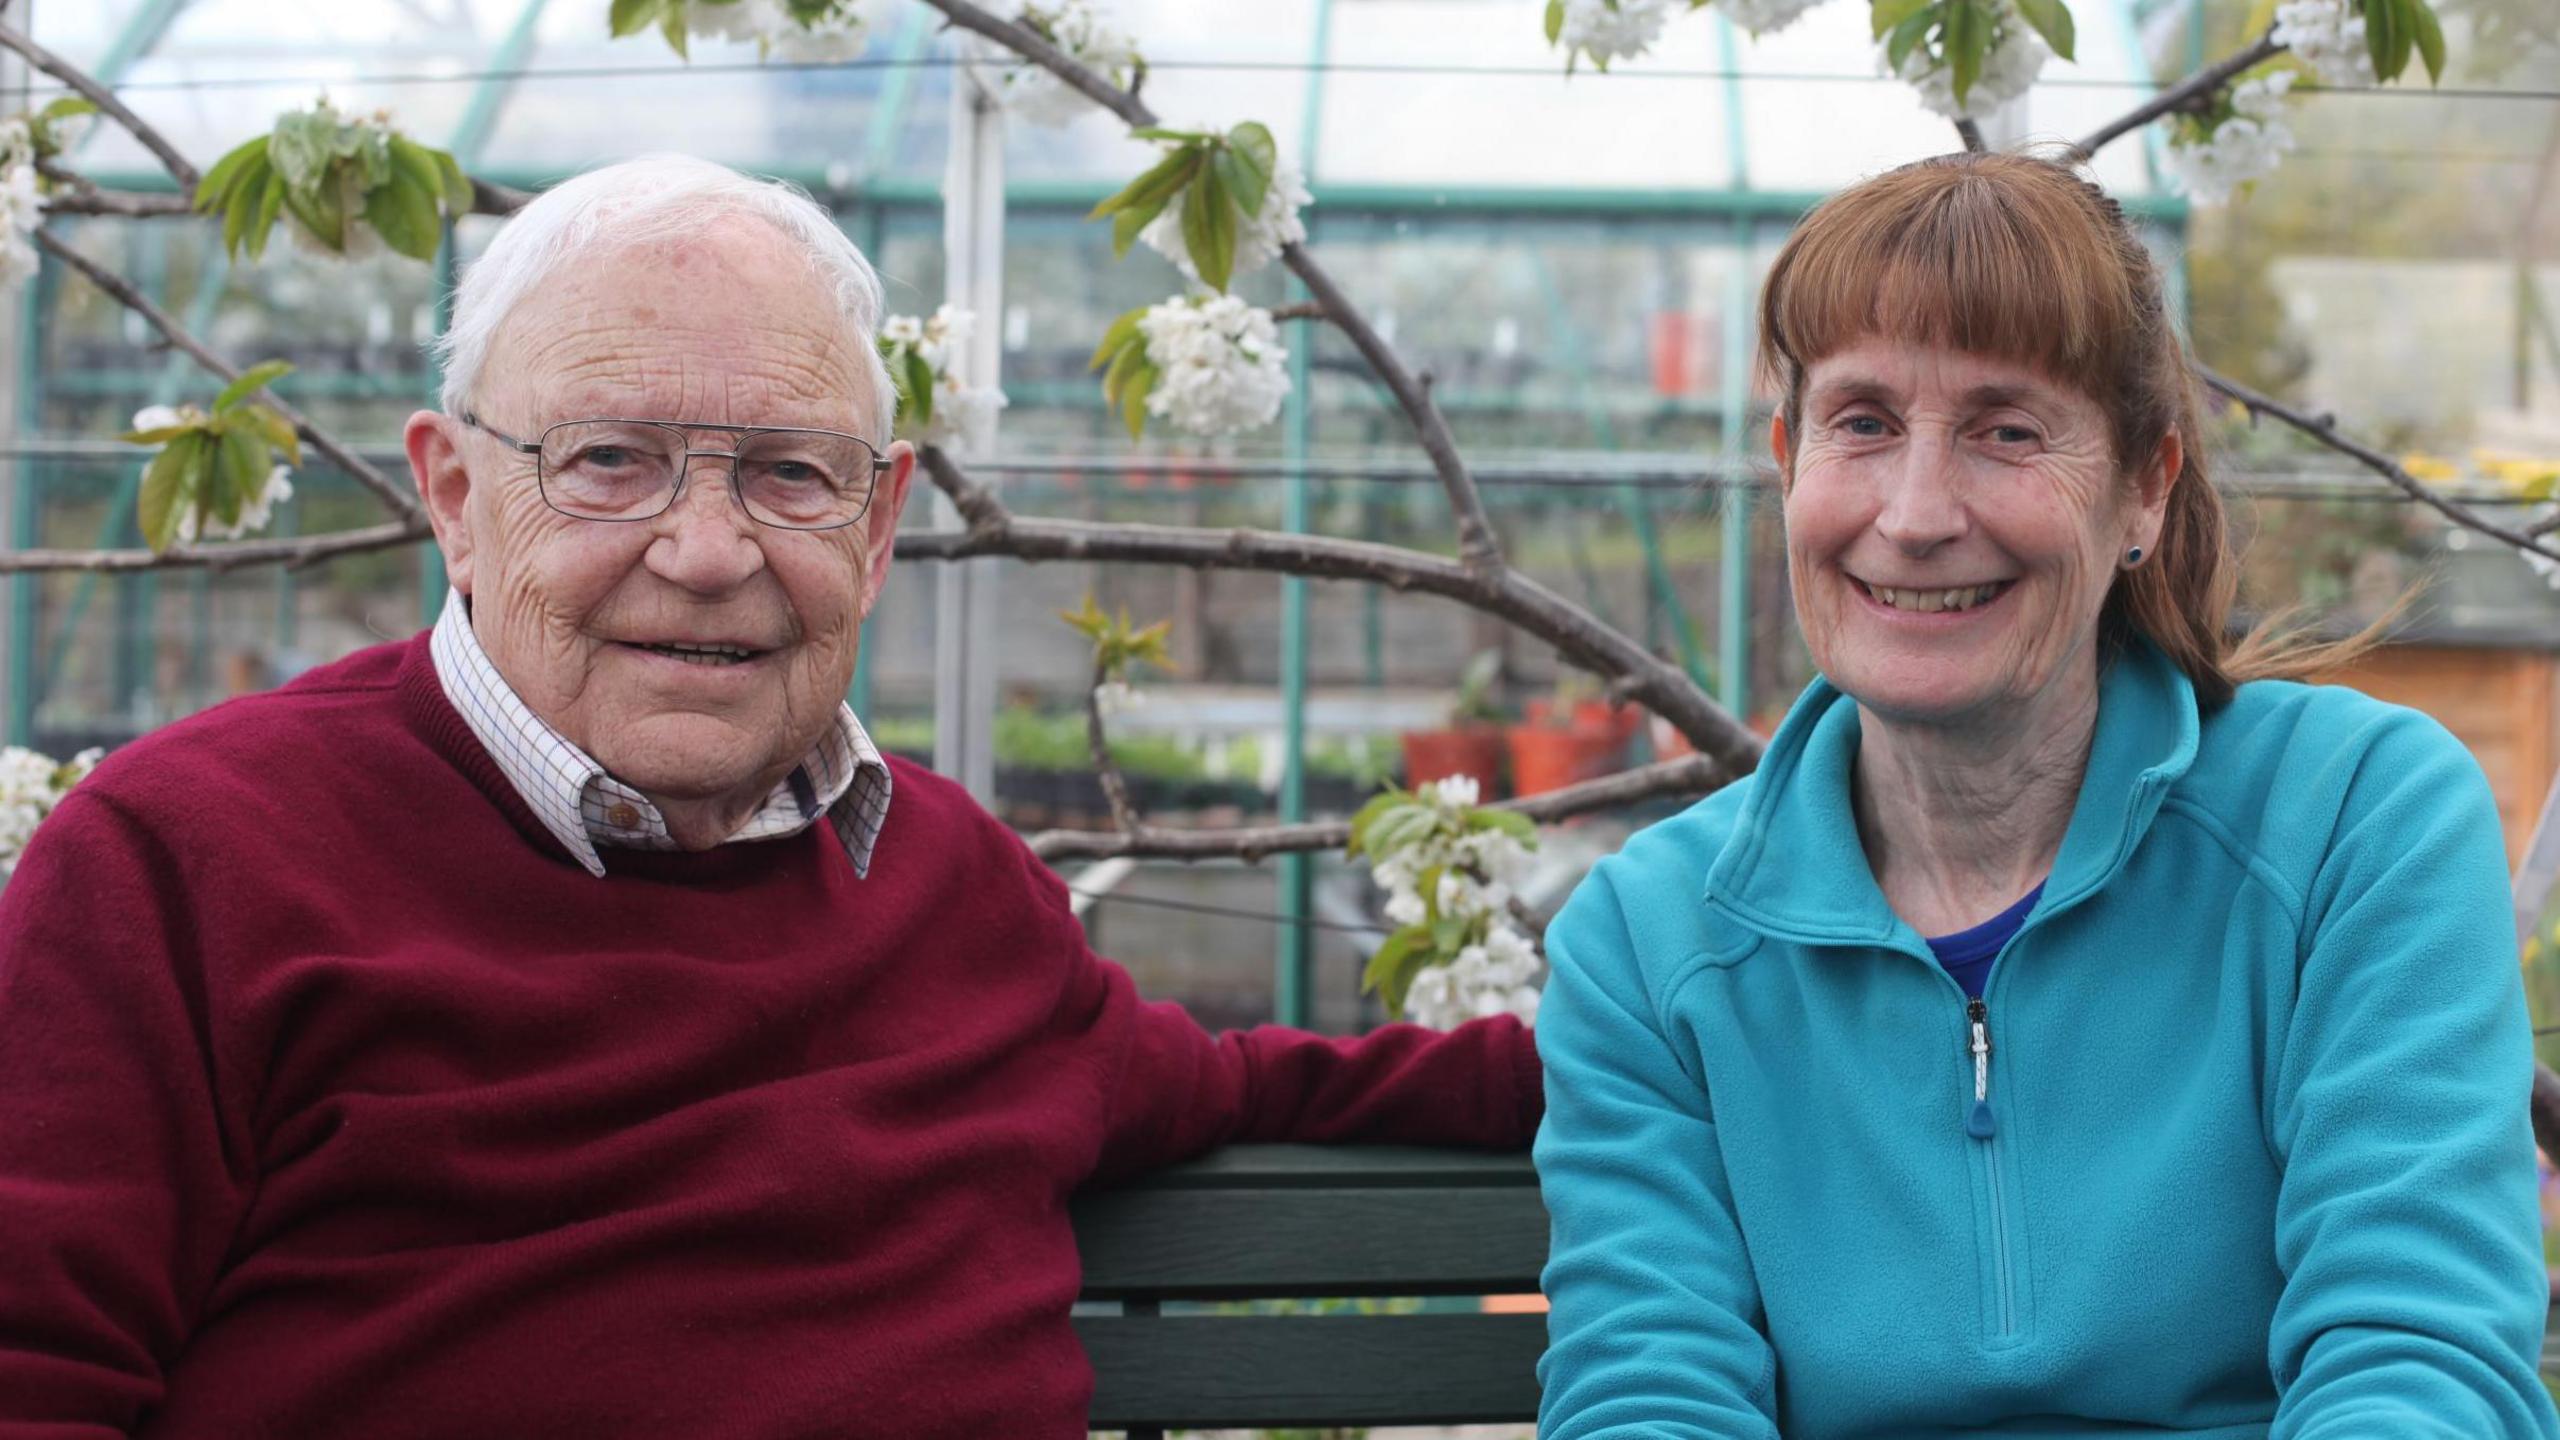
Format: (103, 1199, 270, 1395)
(433, 153, 897, 445)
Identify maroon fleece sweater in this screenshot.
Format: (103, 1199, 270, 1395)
(0, 635, 1542, 1438)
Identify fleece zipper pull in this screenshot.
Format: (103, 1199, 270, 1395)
(1965, 996, 1996, 1139)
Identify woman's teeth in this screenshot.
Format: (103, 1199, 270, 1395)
(1867, 582, 2003, 614)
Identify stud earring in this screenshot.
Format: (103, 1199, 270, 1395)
(2124, 545, 2146, 567)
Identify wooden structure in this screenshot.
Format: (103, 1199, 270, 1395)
(1071, 1143, 1547, 1433)
(2326, 641, 2560, 867)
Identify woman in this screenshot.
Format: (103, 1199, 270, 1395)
(1534, 151, 2558, 1438)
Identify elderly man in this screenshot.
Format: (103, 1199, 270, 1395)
(0, 156, 1539, 1437)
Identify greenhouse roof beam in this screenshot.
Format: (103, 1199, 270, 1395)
(448, 0, 556, 168)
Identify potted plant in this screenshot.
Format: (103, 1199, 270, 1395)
(1508, 674, 1634, 796)
(1401, 649, 1509, 796)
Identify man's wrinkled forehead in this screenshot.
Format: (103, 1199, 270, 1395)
(480, 227, 875, 427)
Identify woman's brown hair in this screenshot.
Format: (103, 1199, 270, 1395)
(1756, 149, 2371, 708)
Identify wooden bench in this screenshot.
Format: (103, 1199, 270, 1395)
(1072, 1143, 1548, 1435)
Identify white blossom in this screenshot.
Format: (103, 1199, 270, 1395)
(1136, 294, 1291, 438)
(130, 404, 183, 433)
(1139, 157, 1311, 288)
(1556, 0, 1672, 66)
(1093, 679, 1143, 717)
(684, 0, 877, 61)
(0, 744, 100, 881)
(175, 464, 295, 545)
(1002, 1, 1142, 126)
(1423, 775, 1482, 811)
(2271, 0, 2375, 87)
(1886, 5, 2048, 121)
(881, 305, 1008, 449)
(1714, 0, 1822, 36)
(2161, 72, 2298, 205)
(0, 160, 41, 286)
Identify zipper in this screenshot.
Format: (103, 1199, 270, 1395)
(1965, 994, 2016, 1337)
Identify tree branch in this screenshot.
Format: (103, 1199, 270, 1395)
(2074, 32, 2286, 159)
(1084, 653, 1146, 836)
(0, 22, 197, 189)
(1027, 752, 1730, 863)
(1955, 118, 1987, 153)
(916, 0, 1508, 574)
(2198, 366, 2560, 563)
(0, 518, 429, 574)
(36, 229, 425, 525)
(905, 447, 1766, 774)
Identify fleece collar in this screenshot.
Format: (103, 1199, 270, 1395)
(1702, 640, 2202, 954)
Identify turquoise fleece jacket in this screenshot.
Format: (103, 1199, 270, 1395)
(1535, 643, 2558, 1438)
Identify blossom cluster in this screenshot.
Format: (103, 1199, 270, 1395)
(684, 0, 877, 61)
(1138, 158, 1310, 288)
(1002, 1, 1143, 126)
(1554, 0, 1673, 67)
(1367, 776, 1544, 1029)
(2271, 0, 2377, 87)
(879, 305, 1008, 449)
(1135, 294, 1292, 438)
(1718, 0, 1823, 35)
(129, 404, 297, 542)
(2161, 71, 2298, 205)
(0, 118, 45, 287)
(1887, 5, 2049, 121)
(0, 744, 100, 881)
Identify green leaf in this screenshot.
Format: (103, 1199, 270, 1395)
(1886, 7, 1938, 75)
(1945, 0, 1985, 109)
(280, 169, 345, 251)
(221, 157, 268, 258)
(1474, 808, 1538, 843)
(1100, 336, 1146, 409)
(1415, 864, 1448, 921)
(245, 168, 287, 262)
(246, 404, 301, 466)
(1089, 146, 1200, 221)
(214, 359, 294, 414)
(1111, 199, 1165, 259)
(2406, 0, 2444, 82)
(1870, 0, 1931, 38)
(1346, 791, 1415, 856)
(1089, 306, 1149, 371)
(1119, 359, 1157, 439)
(1181, 162, 1238, 292)
(609, 0, 665, 37)
(387, 135, 447, 208)
(364, 169, 443, 260)
(660, 5, 690, 59)
(2011, 0, 2075, 62)
(901, 348, 936, 428)
(1128, 126, 1213, 143)
(193, 135, 268, 214)
(1544, 0, 1566, 44)
(1220, 121, 1277, 219)
(1429, 915, 1468, 955)
(138, 432, 204, 554)
(119, 424, 196, 446)
(2362, 0, 2399, 79)
(436, 150, 475, 213)
(1361, 928, 1421, 1008)
(213, 424, 266, 528)
(36, 96, 96, 125)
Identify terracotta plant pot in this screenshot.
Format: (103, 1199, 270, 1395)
(1401, 726, 1507, 796)
(1507, 723, 1623, 796)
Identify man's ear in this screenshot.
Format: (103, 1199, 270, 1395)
(405, 410, 476, 595)
(857, 439, 917, 617)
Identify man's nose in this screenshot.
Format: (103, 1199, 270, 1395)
(643, 453, 767, 592)
(1872, 433, 1969, 556)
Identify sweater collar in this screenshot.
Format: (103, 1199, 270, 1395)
(1702, 639, 2201, 953)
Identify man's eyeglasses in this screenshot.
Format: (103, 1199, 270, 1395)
(462, 414, 889, 532)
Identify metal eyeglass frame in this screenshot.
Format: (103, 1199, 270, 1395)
(461, 412, 891, 531)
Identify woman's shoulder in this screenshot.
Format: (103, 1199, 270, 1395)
(1549, 776, 1763, 972)
(2181, 674, 2494, 872)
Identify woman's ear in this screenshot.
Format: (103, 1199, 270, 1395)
(1769, 412, 1793, 493)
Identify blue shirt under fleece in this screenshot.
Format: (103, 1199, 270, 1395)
(1533, 641, 2559, 1439)
(1926, 883, 2045, 1000)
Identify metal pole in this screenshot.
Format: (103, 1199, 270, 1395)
(933, 36, 1005, 802)
(1717, 217, 1753, 720)
(0, 0, 28, 744)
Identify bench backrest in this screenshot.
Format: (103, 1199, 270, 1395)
(1072, 1143, 1549, 1434)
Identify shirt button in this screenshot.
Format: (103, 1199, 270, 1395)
(606, 803, 640, 828)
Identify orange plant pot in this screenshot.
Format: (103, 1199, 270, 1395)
(1402, 727, 1508, 795)
(1507, 724, 1623, 796)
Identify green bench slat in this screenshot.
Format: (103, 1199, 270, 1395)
(1074, 1183, 1548, 1298)
(1113, 1143, 1538, 1190)
(1078, 1313, 1545, 1427)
